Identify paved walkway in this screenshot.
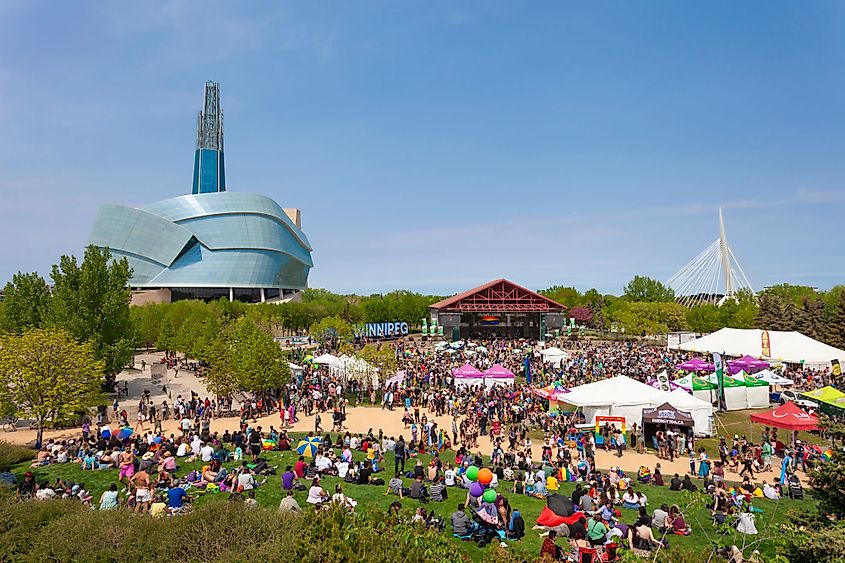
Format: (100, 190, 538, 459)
(4, 402, 799, 484)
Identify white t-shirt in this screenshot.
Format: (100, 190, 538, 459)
(237, 473, 256, 491)
(336, 462, 349, 479)
(316, 457, 332, 471)
(176, 443, 189, 457)
(307, 485, 326, 504)
(444, 468, 456, 486)
(200, 445, 214, 462)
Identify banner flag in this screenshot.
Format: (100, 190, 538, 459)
(761, 330, 771, 357)
(713, 352, 727, 411)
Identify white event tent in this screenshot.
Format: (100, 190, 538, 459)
(753, 369, 794, 386)
(288, 362, 304, 380)
(672, 328, 845, 367)
(540, 346, 569, 366)
(312, 353, 341, 367)
(560, 375, 674, 428)
(562, 375, 717, 435)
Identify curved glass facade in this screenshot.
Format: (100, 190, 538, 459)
(89, 191, 312, 292)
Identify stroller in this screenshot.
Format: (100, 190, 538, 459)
(787, 475, 804, 500)
(453, 522, 505, 548)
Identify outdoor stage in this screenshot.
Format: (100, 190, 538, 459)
(429, 279, 567, 339)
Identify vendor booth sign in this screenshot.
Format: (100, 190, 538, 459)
(642, 404, 694, 427)
(355, 322, 410, 339)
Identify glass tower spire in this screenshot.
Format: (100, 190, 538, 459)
(192, 81, 226, 194)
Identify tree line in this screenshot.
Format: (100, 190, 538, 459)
(540, 277, 845, 343)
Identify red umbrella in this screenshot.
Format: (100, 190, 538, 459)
(750, 401, 819, 432)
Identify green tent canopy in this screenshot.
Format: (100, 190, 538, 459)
(672, 374, 717, 391)
(801, 386, 845, 416)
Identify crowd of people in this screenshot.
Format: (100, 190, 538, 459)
(11, 334, 836, 562)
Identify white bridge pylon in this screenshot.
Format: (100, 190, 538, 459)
(666, 208, 754, 307)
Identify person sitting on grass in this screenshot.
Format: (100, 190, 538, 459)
(587, 514, 609, 546)
(306, 477, 329, 507)
(384, 472, 405, 498)
(409, 474, 428, 502)
(508, 509, 525, 540)
(429, 476, 448, 501)
(653, 463, 664, 486)
(598, 499, 616, 526)
(629, 521, 663, 552)
(98, 483, 119, 510)
(451, 503, 477, 537)
(622, 488, 639, 510)
(167, 481, 188, 514)
(30, 447, 53, 468)
(540, 529, 563, 561)
(357, 460, 374, 485)
(669, 473, 682, 491)
(332, 484, 357, 511)
(652, 504, 669, 533)
(762, 480, 780, 500)
(667, 504, 691, 536)
(532, 475, 548, 498)
(279, 490, 301, 512)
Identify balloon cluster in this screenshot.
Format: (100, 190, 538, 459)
(466, 466, 497, 503)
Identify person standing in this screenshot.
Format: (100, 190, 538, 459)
(394, 435, 406, 474)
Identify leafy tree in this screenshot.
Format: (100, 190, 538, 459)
(0, 272, 50, 333)
(175, 304, 222, 361)
(207, 318, 290, 395)
(569, 306, 593, 324)
(609, 301, 687, 335)
(760, 283, 819, 305)
(358, 343, 398, 376)
(0, 328, 104, 446)
(583, 289, 608, 330)
(130, 304, 163, 349)
(686, 305, 722, 333)
(309, 316, 353, 343)
(47, 246, 134, 378)
(754, 294, 784, 330)
(828, 289, 845, 349)
(540, 286, 582, 307)
(795, 297, 826, 340)
(360, 291, 436, 326)
(622, 275, 675, 303)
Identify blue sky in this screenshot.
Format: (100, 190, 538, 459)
(1, 1, 843, 295)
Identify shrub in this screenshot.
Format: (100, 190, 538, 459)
(0, 441, 34, 470)
(0, 499, 496, 563)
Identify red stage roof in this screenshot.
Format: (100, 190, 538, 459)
(750, 401, 819, 432)
(429, 279, 566, 313)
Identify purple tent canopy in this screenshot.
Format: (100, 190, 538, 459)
(452, 363, 483, 378)
(674, 358, 715, 372)
(549, 387, 571, 401)
(483, 363, 516, 378)
(384, 370, 406, 388)
(728, 355, 770, 374)
(647, 379, 681, 391)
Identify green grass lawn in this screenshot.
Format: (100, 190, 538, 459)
(696, 409, 828, 455)
(13, 434, 814, 562)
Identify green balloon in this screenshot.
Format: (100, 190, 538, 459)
(466, 466, 479, 481)
(482, 489, 497, 503)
